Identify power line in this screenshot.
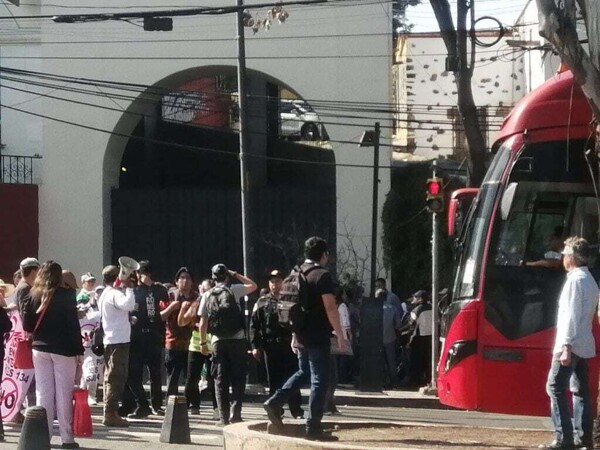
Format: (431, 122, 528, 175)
(0, 65, 515, 114)
(1, 99, 462, 169)
(0, 0, 379, 21)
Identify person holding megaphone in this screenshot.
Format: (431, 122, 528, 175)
(97, 261, 136, 428)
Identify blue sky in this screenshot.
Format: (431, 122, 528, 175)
(406, 0, 531, 32)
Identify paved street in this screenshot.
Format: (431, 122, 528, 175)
(0, 388, 553, 449)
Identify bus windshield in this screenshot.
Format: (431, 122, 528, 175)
(452, 145, 511, 300)
(484, 139, 599, 340)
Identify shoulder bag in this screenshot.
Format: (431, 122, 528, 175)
(14, 301, 50, 370)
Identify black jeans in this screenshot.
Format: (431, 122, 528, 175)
(264, 344, 302, 415)
(125, 333, 163, 411)
(212, 339, 247, 421)
(165, 349, 188, 397)
(184, 351, 216, 409)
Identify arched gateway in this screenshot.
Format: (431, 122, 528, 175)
(103, 66, 336, 283)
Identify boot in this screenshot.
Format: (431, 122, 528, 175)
(103, 411, 129, 428)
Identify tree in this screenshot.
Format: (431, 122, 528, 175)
(536, 1, 600, 119)
(428, 0, 488, 186)
(393, 0, 422, 33)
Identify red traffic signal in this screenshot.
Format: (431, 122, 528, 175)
(426, 177, 444, 213)
(427, 178, 442, 196)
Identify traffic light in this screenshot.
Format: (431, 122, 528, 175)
(426, 177, 444, 213)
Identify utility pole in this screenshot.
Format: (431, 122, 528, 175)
(236, 0, 251, 278)
(430, 160, 440, 392)
(369, 121, 381, 300)
(358, 122, 383, 392)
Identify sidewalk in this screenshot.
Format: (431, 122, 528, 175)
(0, 387, 551, 449)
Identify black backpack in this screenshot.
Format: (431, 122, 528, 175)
(206, 286, 244, 336)
(277, 265, 317, 332)
(91, 323, 104, 357)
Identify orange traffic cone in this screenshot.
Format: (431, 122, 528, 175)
(73, 388, 93, 437)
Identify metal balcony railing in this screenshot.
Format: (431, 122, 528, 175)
(1, 154, 41, 185)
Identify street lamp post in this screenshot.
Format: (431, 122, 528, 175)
(358, 122, 383, 392)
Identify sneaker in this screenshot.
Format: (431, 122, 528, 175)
(263, 401, 284, 428)
(61, 443, 80, 449)
(229, 415, 243, 424)
(189, 407, 201, 415)
(128, 407, 152, 419)
(291, 408, 305, 419)
(305, 431, 339, 442)
(216, 419, 230, 427)
(152, 408, 165, 417)
(212, 408, 220, 420)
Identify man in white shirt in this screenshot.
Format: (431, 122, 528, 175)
(542, 237, 599, 450)
(98, 265, 135, 428)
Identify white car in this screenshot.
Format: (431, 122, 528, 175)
(279, 100, 324, 141)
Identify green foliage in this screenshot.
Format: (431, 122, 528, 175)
(382, 165, 454, 298)
(393, 0, 422, 33)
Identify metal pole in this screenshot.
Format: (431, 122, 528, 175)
(431, 161, 440, 389)
(369, 122, 381, 298)
(236, 0, 250, 277)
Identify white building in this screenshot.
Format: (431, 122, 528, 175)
(0, 0, 392, 287)
(392, 30, 527, 162)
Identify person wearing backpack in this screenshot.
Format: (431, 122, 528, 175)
(198, 264, 257, 425)
(250, 269, 303, 419)
(263, 236, 348, 442)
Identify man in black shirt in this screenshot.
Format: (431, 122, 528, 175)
(264, 237, 347, 441)
(250, 270, 303, 419)
(122, 261, 167, 418)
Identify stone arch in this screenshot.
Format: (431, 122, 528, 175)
(102, 65, 335, 280)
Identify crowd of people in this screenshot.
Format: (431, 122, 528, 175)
(0, 235, 444, 446)
(0, 233, 597, 447)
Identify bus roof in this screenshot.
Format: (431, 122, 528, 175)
(494, 71, 593, 149)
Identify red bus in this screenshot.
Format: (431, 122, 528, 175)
(437, 69, 600, 416)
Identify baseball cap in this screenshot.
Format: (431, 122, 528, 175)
(138, 260, 152, 275)
(102, 265, 119, 278)
(175, 266, 193, 281)
(561, 245, 574, 256)
(81, 272, 96, 282)
(211, 263, 228, 279)
(413, 290, 429, 299)
(269, 269, 284, 280)
(20, 257, 40, 270)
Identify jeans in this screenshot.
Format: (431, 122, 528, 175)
(546, 353, 592, 445)
(212, 339, 247, 421)
(268, 343, 330, 433)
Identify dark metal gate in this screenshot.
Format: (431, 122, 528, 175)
(111, 186, 335, 284)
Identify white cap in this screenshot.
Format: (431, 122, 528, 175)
(20, 257, 40, 270)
